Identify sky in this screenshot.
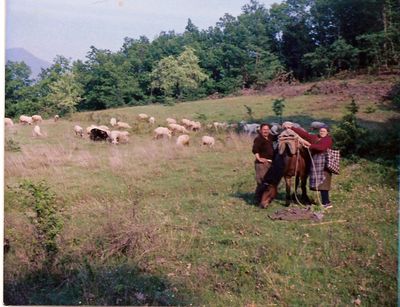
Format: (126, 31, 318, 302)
(5, 0, 281, 63)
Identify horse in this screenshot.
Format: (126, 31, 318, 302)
(280, 131, 311, 206)
(259, 129, 311, 208)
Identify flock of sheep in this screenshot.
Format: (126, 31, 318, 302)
(5, 112, 328, 148)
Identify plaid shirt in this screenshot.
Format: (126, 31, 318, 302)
(309, 152, 326, 189)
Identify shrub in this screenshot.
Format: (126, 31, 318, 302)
(5, 138, 21, 152)
(332, 98, 367, 157)
(18, 180, 63, 267)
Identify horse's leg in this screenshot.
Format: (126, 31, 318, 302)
(284, 176, 291, 206)
(293, 175, 300, 203)
(301, 175, 311, 205)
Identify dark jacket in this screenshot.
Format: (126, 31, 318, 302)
(252, 134, 274, 163)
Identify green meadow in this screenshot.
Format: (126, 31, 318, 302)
(4, 92, 397, 305)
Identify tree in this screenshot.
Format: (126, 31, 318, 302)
(303, 38, 359, 77)
(272, 98, 286, 124)
(46, 72, 83, 116)
(5, 61, 35, 117)
(151, 47, 208, 100)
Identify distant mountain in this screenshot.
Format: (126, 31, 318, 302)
(6, 48, 51, 78)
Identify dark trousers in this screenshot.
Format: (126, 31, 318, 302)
(321, 190, 330, 205)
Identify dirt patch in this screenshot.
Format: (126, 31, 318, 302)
(246, 74, 398, 101)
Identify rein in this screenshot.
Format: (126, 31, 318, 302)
(292, 138, 305, 206)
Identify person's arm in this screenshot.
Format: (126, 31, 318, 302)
(309, 136, 333, 152)
(291, 127, 318, 143)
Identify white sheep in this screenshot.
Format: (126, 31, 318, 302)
(54, 114, 60, 122)
(310, 121, 326, 130)
(270, 122, 282, 135)
(282, 121, 301, 130)
(5, 118, 14, 127)
(166, 118, 177, 125)
(110, 117, 117, 126)
(74, 125, 84, 137)
(181, 118, 192, 127)
(109, 130, 130, 144)
(98, 125, 110, 131)
(32, 115, 43, 123)
(138, 113, 149, 120)
(154, 127, 172, 139)
(213, 122, 228, 131)
(19, 115, 33, 125)
(190, 121, 202, 131)
(32, 125, 43, 137)
(116, 121, 131, 129)
(168, 123, 189, 134)
(242, 123, 260, 135)
(176, 134, 190, 146)
(149, 116, 155, 125)
(202, 135, 215, 147)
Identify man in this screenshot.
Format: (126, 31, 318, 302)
(252, 123, 274, 204)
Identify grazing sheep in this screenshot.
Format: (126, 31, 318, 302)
(89, 126, 110, 141)
(270, 122, 282, 135)
(138, 113, 149, 120)
(5, 118, 14, 127)
(86, 124, 97, 135)
(110, 117, 117, 126)
(181, 118, 192, 127)
(98, 125, 110, 131)
(282, 121, 301, 129)
(116, 121, 131, 129)
(19, 115, 33, 125)
(190, 121, 202, 131)
(32, 125, 43, 137)
(166, 118, 177, 125)
(176, 134, 190, 146)
(168, 123, 189, 134)
(154, 127, 172, 139)
(109, 130, 130, 144)
(32, 115, 43, 123)
(310, 121, 326, 130)
(74, 125, 84, 137)
(242, 123, 260, 135)
(202, 135, 215, 147)
(54, 114, 60, 122)
(213, 122, 228, 131)
(149, 116, 155, 125)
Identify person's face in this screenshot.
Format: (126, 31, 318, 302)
(319, 128, 328, 137)
(261, 125, 270, 137)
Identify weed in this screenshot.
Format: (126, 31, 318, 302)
(5, 138, 21, 152)
(17, 180, 63, 267)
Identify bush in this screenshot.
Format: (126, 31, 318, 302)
(5, 138, 21, 152)
(18, 180, 63, 267)
(332, 98, 367, 157)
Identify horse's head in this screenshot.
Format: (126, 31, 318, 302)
(278, 129, 302, 155)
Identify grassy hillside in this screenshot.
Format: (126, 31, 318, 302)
(4, 86, 398, 305)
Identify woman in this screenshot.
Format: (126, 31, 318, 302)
(252, 123, 274, 204)
(285, 123, 334, 209)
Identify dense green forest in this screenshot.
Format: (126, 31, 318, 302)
(5, 0, 400, 118)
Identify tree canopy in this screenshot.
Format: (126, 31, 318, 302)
(5, 0, 400, 117)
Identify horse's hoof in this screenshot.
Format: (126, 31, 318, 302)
(259, 202, 269, 209)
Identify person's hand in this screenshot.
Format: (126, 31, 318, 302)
(303, 140, 311, 147)
(258, 157, 268, 164)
